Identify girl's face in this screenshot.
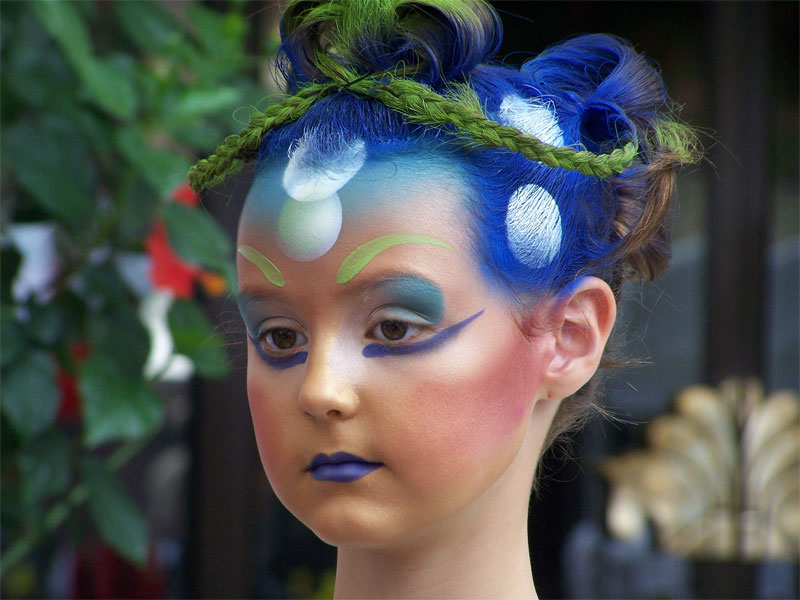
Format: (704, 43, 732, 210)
(237, 154, 553, 549)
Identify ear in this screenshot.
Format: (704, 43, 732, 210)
(541, 276, 617, 400)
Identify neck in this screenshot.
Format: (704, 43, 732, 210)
(334, 497, 537, 599)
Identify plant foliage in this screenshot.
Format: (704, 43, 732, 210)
(1, 0, 264, 587)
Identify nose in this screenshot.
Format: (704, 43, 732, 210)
(297, 341, 359, 421)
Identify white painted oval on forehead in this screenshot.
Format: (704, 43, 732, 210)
(278, 195, 343, 261)
(282, 137, 367, 202)
(505, 183, 562, 269)
(497, 95, 564, 146)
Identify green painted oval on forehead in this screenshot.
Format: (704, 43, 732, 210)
(336, 234, 454, 284)
(238, 245, 285, 287)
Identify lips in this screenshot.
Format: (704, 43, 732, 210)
(307, 452, 383, 482)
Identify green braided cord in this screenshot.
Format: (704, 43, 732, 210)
(347, 76, 637, 178)
(188, 82, 338, 191)
(188, 59, 638, 191)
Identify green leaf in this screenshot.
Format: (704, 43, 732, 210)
(24, 303, 65, 347)
(4, 10, 77, 110)
(116, 177, 159, 247)
(161, 203, 232, 272)
(1, 247, 21, 306)
(32, 0, 93, 67)
(115, 128, 191, 198)
(114, 1, 183, 54)
(170, 87, 242, 121)
(79, 355, 163, 448)
(87, 307, 150, 380)
(168, 300, 230, 378)
(3, 117, 93, 223)
(18, 431, 71, 505)
(187, 3, 244, 53)
(79, 55, 138, 121)
(80, 457, 148, 567)
(32, 0, 138, 120)
(185, 4, 249, 79)
(82, 259, 131, 310)
(61, 106, 115, 161)
(0, 311, 27, 369)
(0, 350, 59, 439)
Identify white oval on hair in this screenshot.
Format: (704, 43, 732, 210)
(498, 95, 564, 146)
(505, 183, 561, 269)
(278, 194, 343, 261)
(282, 138, 367, 202)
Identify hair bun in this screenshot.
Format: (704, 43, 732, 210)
(278, 0, 501, 88)
(578, 99, 635, 153)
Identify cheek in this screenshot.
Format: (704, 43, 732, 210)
(247, 366, 295, 479)
(402, 334, 542, 477)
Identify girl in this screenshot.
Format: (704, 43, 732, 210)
(190, 1, 697, 597)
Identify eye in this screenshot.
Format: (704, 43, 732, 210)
(260, 327, 308, 353)
(370, 319, 421, 343)
(380, 320, 407, 340)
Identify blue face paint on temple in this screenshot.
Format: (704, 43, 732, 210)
(363, 309, 484, 358)
(374, 275, 446, 325)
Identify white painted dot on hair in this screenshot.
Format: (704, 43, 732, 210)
(498, 95, 564, 146)
(505, 184, 562, 269)
(282, 136, 367, 202)
(277, 194, 343, 261)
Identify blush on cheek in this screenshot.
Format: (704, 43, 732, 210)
(409, 336, 538, 457)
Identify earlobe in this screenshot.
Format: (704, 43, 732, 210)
(543, 277, 617, 400)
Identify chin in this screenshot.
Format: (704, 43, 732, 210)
(300, 499, 405, 548)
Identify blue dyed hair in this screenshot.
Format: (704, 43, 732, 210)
(255, 0, 697, 307)
(247, 0, 698, 446)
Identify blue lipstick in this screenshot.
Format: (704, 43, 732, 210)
(308, 452, 383, 482)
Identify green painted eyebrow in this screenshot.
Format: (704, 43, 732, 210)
(336, 234, 453, 284)
(238, 245, 285, 288)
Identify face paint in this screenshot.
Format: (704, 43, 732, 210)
(377, 275, 446, 325)
(497, 94, 564, 146)
(337, 233, 453, 284)
(505, 183, 562, 268)
(495, 95, 564, 269)
(363, 309, 484, 358)
(247, 334, 308, 370)
(240, 156, 551, 551)
(238, 245, 286, 287)
(277, 135, 367, 261)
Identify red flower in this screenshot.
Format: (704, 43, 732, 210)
(145, 182, 225, 298)
(171, 182, 199, 207)
(57, 341, 90, 423)
(145, 220, 200, 299)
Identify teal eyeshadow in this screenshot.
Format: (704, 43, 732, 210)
(236, 294, 272, 336)
(378, 276, 445, 325)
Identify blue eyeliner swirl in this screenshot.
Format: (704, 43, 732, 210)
(248, 334, 308, 369)
(362, 309, 484, 358)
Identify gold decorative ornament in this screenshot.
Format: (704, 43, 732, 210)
(603, 378, 800, 560)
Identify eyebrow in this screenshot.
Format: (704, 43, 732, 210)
(336, 233, 453, 284)
(238, 245, 285, 288)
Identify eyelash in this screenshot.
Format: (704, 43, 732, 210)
(254, 315, 429, 357)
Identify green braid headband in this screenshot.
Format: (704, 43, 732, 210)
(187, 57, 638, 192)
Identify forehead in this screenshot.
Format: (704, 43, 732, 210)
(238, 153, 469, 237)
(236, 153, 482, 307)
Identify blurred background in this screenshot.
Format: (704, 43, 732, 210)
(1, 1, 797, 598)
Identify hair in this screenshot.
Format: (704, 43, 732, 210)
(231, 0, 699, 449)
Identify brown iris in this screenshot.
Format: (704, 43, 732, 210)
(380, 320, 408, 341)
(271, 328, 297, 349)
